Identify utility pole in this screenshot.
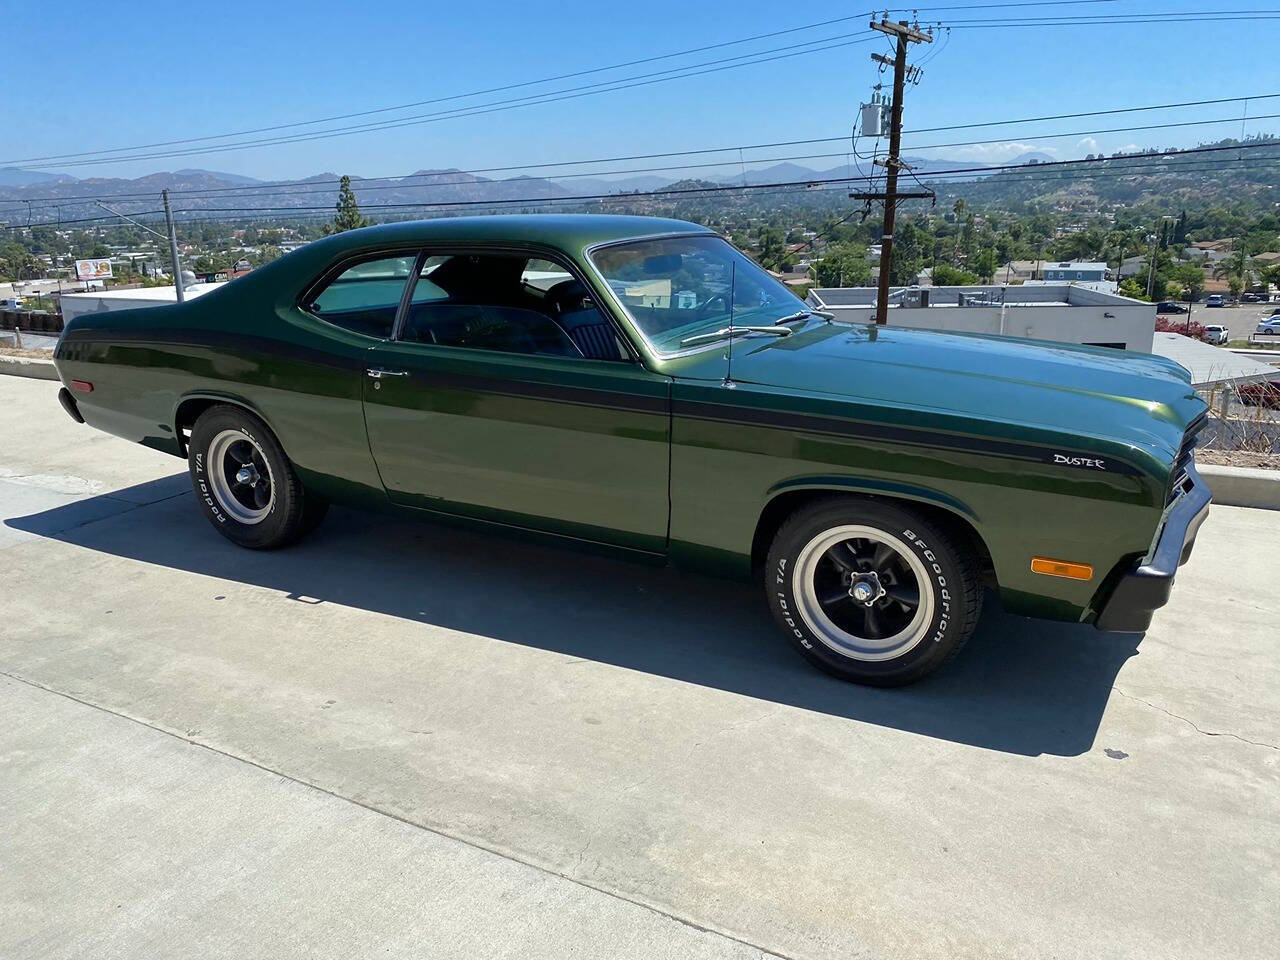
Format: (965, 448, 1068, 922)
(1145, 215, 1176, 300)
(162, 189, 185, 303)
(1144, 232, 1159, 299)
(859, 17, 932, 325)
(96, 195, 185, 302)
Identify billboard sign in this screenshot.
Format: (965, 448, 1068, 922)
(74, 258, 113, 280)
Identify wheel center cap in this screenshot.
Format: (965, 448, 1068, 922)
(849, 572, 886, 606)
(235, 464, 259, 486)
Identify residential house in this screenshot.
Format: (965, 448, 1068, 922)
(1041, 261, 1108, 283)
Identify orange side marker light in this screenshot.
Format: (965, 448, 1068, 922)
(1031, 557, 1093, 580)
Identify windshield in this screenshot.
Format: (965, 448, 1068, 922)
(588, 234, 807, 354)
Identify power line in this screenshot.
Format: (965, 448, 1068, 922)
(8, 147, 1278, 234)
(0, 0, 1129, 170)
(7, 91, 1278, 207)
(906, 92, 1280, 136)
(6, 143, 1279, 228)
(11, 9, 1271, 173)
(0, 12, 877, 168)
(899, 111, 1280, 155)
(2, 31, 880, 171)
(10, 136, 1280, 225)
(948, 13, 1280, 28)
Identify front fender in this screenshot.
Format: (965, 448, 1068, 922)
(763, 474, 981, 526)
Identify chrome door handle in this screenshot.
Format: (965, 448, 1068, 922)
(367, 368, 409, 379)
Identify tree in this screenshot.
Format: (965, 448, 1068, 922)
(1167, 263, 1206, 301)
(1212, 242, 1248, 294)
(1118, 277, 1149, 301)
(930, 263, 978, 286)
(253, 245, 283, 267)
(0, 243, 38, 281)
(323, 175, 370, 235)
(889, 221, 925, 286)
(814, 243, 871, 287)
(972, 248, 998, 283)
(1227, 274, 1244, 299)
(754, 225, 793, 273)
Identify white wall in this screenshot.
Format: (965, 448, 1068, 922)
(809, 285, 1156, 351)
(59, 284, 217, 324)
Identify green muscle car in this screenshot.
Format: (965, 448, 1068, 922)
(53, 215, 1210, 685)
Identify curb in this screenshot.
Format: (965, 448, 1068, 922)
(1199, 463, 1280, 511)
(0, 355, 58, 381)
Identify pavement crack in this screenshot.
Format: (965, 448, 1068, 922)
(1114, 688, 1279, 751)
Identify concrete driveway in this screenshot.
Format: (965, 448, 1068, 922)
(1, 375, 1277, 960)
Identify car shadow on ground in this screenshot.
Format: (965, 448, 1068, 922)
(8, 474, 1142, 758)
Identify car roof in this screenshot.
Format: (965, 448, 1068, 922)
(308, 214, 714, 254)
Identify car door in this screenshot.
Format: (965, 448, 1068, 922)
(361, 249, 671, 554)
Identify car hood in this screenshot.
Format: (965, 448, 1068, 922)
(666, 321, 1205, 465)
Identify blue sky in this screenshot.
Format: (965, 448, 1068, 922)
(4, 0, 1276, 182)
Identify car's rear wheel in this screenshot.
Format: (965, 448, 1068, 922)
(188, 405, 326, 549)
(765, 498, 982, 686)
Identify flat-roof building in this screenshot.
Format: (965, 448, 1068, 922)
(59, 283, 221, 323)
(808, 283, 1158, 352)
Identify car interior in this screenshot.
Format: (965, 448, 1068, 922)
(308, 252, 629, 361)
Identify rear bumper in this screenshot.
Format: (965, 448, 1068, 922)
(57, 386, 85, 423)
(1094, 463, 1211, 633)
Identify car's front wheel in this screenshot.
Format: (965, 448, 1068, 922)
(765, 498, 982, 686)
(188, 404, 327, 549)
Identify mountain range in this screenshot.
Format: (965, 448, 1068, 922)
(0, 153, 1056, 224)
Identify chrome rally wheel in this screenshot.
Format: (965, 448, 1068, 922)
(765, 498, 982, 686)
(792, 525, 935, 662)
(206, 429, 275, 524)
(188, 405, 324, 550)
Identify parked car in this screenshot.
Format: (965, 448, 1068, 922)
(1241, 292, 1262, 303)
(1258, 317, 1280, 336)
(1202, 324, 1229, 345)
(1238, 380, 1280, 409)
(1205, 294, 1225, 307)
(1156, 301, 1187, 314)
(52, 215, 1211, 687)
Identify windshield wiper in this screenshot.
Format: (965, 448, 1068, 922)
(679, 325, 794, 347)
(775, 310, 813, 325)
(776, 308, 836, 325)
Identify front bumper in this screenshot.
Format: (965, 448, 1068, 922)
(1094, 462, 1211, 633)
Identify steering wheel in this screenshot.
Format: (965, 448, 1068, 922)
(697, 292, 730, 318)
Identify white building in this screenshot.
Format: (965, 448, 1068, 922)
(59, 283, 221, 324)
(808, 284, 1157, 352)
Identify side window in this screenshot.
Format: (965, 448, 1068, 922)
(411, 256, 450, 304)
(307, 254, 416, 338)
(399, 252, 627, 361)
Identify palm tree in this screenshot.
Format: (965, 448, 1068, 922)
(1211, 240, 1249, 299)
(1106, 229, 1128, 270)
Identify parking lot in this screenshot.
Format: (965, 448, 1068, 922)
(1184, 300, 1280, 342)
(2, 374, 1278, 960)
